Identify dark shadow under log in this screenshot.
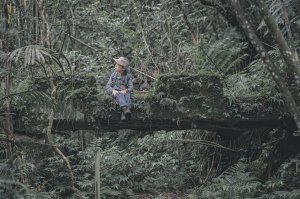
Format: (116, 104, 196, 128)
(52, 115, 290, 137)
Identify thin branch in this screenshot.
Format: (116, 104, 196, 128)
(166, 139, 239, 152)
(0, 137, 49, 146)
(130, 67, 156, 80)
(68, 34, 98, 52)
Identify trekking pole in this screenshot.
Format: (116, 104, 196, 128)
(130, 67, 156, 80)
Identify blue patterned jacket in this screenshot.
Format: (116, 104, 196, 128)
(106, 72, 133, 95)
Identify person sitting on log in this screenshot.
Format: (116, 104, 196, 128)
(106, 57, 133, 121)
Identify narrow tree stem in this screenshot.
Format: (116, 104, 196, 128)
(230, 0, 300, 134)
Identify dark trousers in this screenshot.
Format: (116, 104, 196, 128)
(114, 93, 131, 108)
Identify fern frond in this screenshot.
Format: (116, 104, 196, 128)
(8, 45, 46, 67)
(200, 28, 248, 74)
(6, 45, 70, 75)
(219, 160, 247, 178)
(2, 90, 55, 111)
(263, 190, 300, 199)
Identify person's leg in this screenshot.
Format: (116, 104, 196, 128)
(123, 93, 131, 119)
(124, 93, 131, 108)
(115, 93, 128, 108)
(115, 93, 131, 120)
(120, 111, 126, 121)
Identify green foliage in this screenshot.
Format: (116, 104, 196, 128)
(190, 160, 263, 199)
(0, 158, 50, 199)
(149, 73, 224, 119)
(7, 45, 69, 75)
(223, 47, 291, 98)
(257, 0, 300, 38)
(0, 130, 209, 198)
(260, 190, 300, 199)
(198, 28, 249, 75)
(2, 0, 300, 199)
(0, 179, 49, 199)
(263, 156, 300, 192)
(2, 128, 300, 199)
(71, 129, 222, 198)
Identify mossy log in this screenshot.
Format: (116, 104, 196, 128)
(14, 72, 291, 134)
(52, 73, 289, 134)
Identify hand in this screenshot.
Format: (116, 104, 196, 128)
(112, 90, 119, 96)
(120, 90, 127, 94)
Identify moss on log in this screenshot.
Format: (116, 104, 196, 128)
(13, 72, 290, 133)
(143, 73, 224, 120)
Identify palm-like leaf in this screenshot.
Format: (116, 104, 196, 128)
(6, 45, 70, 74)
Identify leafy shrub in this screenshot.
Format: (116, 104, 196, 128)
(189, 160, 263, 199)
(75, 129, 222, 198)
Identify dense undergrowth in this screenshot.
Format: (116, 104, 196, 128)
(1, 128, 300, 199)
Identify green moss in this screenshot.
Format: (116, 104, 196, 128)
(129, 73, 224, 120)
(159, 98, 177, 108)
(66, 72, 225, 120)
(154, 73, 222, 99)
(16, 73, 284, 123)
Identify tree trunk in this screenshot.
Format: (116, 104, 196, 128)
(33, 0, 39, 43)
(39, 0, 76, 190)
(95, 150, 101, 199)
(3, 0, 9, 31)
(199, 0, 239, 28)
(3, 64, 14, 159)
(255, 0, 300, 86)
(79, 131, 86, 150)
(2, 1, 14, 159)
(24, 0, 29, 45)
(46, 65, 76, 190)
(50, 116, 287, 136)
(15, 0, 23, 47)
(295, 0, 300, 17)
(230, 0, 300, 135)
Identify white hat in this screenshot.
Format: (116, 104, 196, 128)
(113, 57, 129, 68)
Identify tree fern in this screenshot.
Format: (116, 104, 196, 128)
(199, 28, 249, 75)
(224, 50, 283, 97)
(191, 159, 262, 199)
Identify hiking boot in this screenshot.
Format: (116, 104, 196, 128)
(121, 112, 127, 121)
(121, 106, 127, 112)
(124, 108, 131, 120)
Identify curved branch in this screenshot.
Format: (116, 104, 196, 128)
(46, 65, 75, 190)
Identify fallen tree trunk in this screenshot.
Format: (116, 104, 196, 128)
(51, 116, 290, 136)
(12, 73, 295, 137)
